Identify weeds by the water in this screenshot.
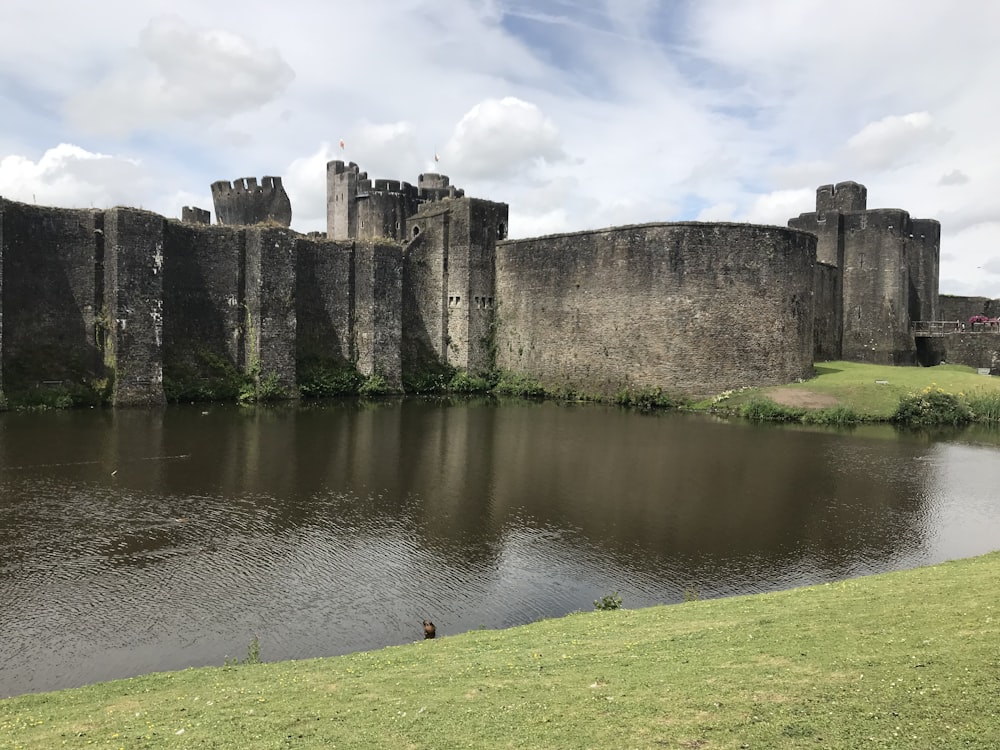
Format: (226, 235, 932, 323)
(614, 387, 685, 411)
(801, 405, 864, 426)
(225, 634, 261, 667)
(965, 389, 1000, 422)
(739, 397, 805, 422)
(593, 592, 623, 610)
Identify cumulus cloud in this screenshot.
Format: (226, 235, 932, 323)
(696, 202, 736, 222)
(66, 15, 294, 135)
(939, 169, 970, 186)
(844, 112, 950, 170)
(0, 143, 149, 208)
(284, 142, 340, 231)
(442, 97, 566, 180)
(741, 188, 816, 226)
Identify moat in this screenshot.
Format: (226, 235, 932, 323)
(2, 400, 1000, 698)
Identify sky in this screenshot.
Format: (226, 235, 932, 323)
(2, 0, 999, 296)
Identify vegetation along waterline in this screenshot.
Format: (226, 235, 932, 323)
(1, 551, 998, 749)
(13, 360, 1000, 429)
(709, 361, 1000, 426)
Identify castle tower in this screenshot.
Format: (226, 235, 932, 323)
(790, 182, 940, 365)
(211, 176, 292, 227)
(405, 196, 508, 374)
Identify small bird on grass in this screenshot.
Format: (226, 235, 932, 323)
(422, 620, 436, 639)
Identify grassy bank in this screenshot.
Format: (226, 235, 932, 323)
(703, 361, 1000, 423)
(3, 552, 999, 749)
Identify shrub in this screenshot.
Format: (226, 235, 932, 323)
(893, 387, 972, 427)
(359, 373, 391, 397)
(739, 397, 805, 422)
(493, 372, 547, 398)
(965, 389, 1000, 422)
(614, 387, 684, 411)
(298, 363, 363, 398)
(802, 405, 864, 426)
(594, 592, 623, 611)
(448, 370, 490, 393)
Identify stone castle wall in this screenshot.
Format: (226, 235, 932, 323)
(0, 171, 972, 406)
(162, 222, 246, 380)
(296, 236, 355, 369)
(940, 294, 1000, 321)
(494, 222, 817, 397)
(0, 201, 103, 395)
(813, 261, 841, 362)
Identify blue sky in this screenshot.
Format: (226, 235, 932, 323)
(2, 0, 999, 295)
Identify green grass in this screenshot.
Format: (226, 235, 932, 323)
(3, 552, 999, 748)
(709, 361, 1000, 421)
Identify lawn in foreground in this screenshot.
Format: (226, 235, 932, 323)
(2, 552, 998, 749)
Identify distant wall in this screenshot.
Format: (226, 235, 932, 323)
(245, 228, 298, 394)
(813, 261, 841, 360)
(104, 208, 167, 406)
(402, 210, 448, 374)
(0, 200, 103, 393)
(495, 222, 817, 397)
(938, 333, 1000, 372)
(354, 240, 402, 387)
(295, 236, 354, 368)
(940, 294, 1000, 321)
(162, 223, 246, 380)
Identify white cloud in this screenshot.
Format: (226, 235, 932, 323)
(0, 143, 149, 209)
(845, 112, 949, 170)
(696, 203, 736, 222)
(65, 15, 294, 135)
(3, 1, 1000, 294)
(443, 97, 566, 180)
(939, 169, 970, 186)
(741, 189, 816, 227)
(285, 142, 339, 231)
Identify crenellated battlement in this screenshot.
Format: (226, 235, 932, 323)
(211, 175, 292, 227)
(181, 206, 211, 225)
(326, 161, 472, 240)
(816, 181, 867, 214)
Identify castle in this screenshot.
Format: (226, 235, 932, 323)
(0, 163, 996, 407)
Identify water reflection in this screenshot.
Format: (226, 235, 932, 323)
(1, 401, 999, 698)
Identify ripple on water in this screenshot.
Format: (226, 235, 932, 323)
(3, 407, 1000, 698)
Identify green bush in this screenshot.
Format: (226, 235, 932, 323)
(802, 405, 864, 426)
(493, 371, 546, 398)
(965, 389, 1000, 422)
(447, 370, 490, 393)
(614, 387, 684, 411)
(359, 373, 391, 397)
(298, 363, 363, 398)
(893, 387, 972, 427)
(739, 397, 805, 422)
(594, 592, 623, 611)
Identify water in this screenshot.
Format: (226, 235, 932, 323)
(1, 399, 999, 698)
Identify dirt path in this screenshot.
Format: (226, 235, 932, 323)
(764, 388, 840, 409)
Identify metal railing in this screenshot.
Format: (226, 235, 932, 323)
(912, 320, 1000, 336)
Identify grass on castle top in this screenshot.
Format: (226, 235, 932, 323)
(2, 552, 999, 749)
(716, 360, 1000, 418)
